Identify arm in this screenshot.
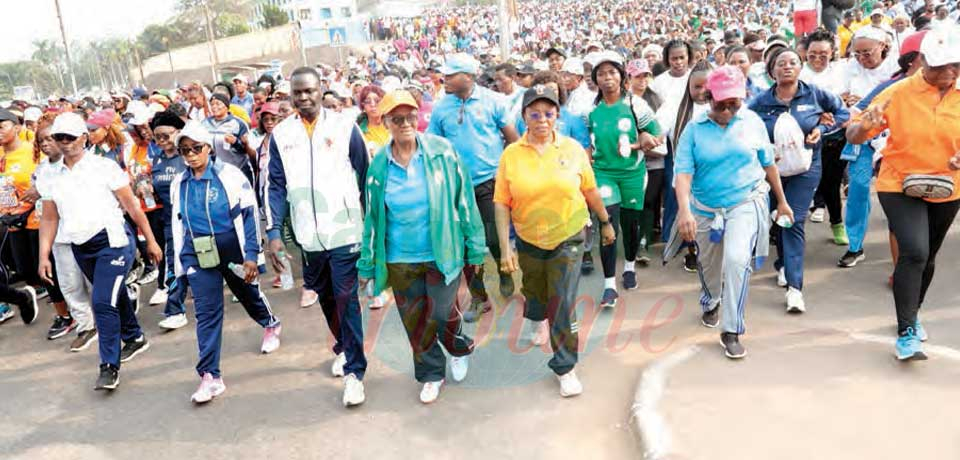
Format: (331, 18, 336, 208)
(764, 164, 794, 223)
(348, 126, 371, 210)
(846, 97, 891, 145)
(115, 186, 162, 264)
(493, 203, 516, 273)
(501, 125, 520, 145)
(264, 130, 289, 271)
(37, 200, 59, 284)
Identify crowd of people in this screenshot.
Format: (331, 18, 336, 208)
(1, 0, 959, 407)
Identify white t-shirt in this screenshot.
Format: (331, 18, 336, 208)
(794, 0, 818, 12)
(799, 62, 844, 95)
(650, 70, 691, 110)
(838, 55, 900, 98)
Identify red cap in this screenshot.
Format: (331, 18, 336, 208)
(900, 30, 927, 57)
(259, 101, 280, 116)
(86, 109, 116, 130)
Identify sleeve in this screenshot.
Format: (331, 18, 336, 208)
(673, 125, 697, 175)
(264, 135, 288, 241)
(577, 146, 598, 192)
(514, 115, 527, 137)
(492, 152, 512, 207)
(494, 93, 514, 129)
(348, 125, 370, 210)
(632, 97, 663, 136)
(566, 113, 592, 149)
(426, 104, 443, 136)
(237, 176, 261, 262)
(105, 160, 130, 191)
(756, 121, 776, 167)
(356, 164, 377, 280)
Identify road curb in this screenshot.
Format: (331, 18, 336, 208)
(630, 345, 700, 460)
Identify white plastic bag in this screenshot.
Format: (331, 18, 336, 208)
(773, 112, 813, 177)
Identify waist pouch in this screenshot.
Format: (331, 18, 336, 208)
(902, 174, 954, 200)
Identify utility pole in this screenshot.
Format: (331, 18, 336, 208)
(498, 0, 512, 60)
(202, 0, 221, 82)
(163, 37, 178, 88)
(53, 0, 79, 95)
(129, 39, 146, 85)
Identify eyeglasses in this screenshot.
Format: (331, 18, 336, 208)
(387, 114, 418, 126)
(179, 144, 206, 156)
(153, 132, 175, 141)
(712, 100, 742, 113)
(527, 111, 558, 122)
(52, 133, 79, 143)
(852, 47, 879, 58)
(363, 98, 381, 107)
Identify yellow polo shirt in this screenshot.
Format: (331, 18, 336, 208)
(493, 132, 596, 250)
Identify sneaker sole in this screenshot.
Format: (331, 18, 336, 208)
(600, 301, 617, 309)
(896, 351, 928, 361)
(21, 286, 38, 325)
(720, 340, 747, 359)
(0, 312, 14, 323)
(838, 254, 866, 268)
(120, 341, 150, 363)
(48, 323, 78, 340)
(786, 305, 806, 314)
(71, 333, 98, 352)
(701, 316, 719, 328)
(95, 376, 120, 391)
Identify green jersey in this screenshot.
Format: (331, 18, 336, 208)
(588, 95, 661, 174)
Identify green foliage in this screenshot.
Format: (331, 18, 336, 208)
(260, 4, 290, 29)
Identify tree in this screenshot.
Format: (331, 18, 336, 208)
(260, 4, 289, 29)
(216, 12, 252, 37)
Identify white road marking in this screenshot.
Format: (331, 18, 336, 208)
(630, 345, 700, 460)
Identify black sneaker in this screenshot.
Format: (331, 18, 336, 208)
(599, 288, 619, 309)
(683, 253, 698, 273)
(837, 250, 865, 268)
(120, 335, 150, 363)
(622, 271, 638, 290)
(499, 273, 515, 299)
(580, 252, 595, 275)
(71, 328, 99, 352)
(720, 332, 746, 359)
(47, 315, 77, 340)
(461, 297, 491, 324)
(17, 286, 38, 325)
(701, 307, 720, 328)
(95, 363, 120, 391)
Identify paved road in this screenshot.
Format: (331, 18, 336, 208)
(2, 200, 957, 460)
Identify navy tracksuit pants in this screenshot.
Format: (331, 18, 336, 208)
(302, 244, 367, 380)
(71, 229, 143, 368)
(182, 231, 279, 378)
(162, 221, 189, 317)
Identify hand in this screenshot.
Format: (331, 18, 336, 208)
(949, 152, 960, 171)
(600, 221, 616, 246)
(817, 112, 835, 127)
(860, 99, 890, 130)
(805, 128, 822, 145)
(22, 186, 40, 204)
(500, 249, 519, 275)
(242, 260, 258, 283)
(636, 132, 661, 151)
(146, 241, 163, 266)
(358, 277, 373, 296)
(677, 210, 697, 243)
(775, 203, 795, 226)
(39, 259, 54, 285)
(268, 239, 286, 273)
(844, 94, 862, 107)
(224, 134, 238, 145)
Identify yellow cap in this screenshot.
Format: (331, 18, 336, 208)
(378, 90, 419, 116)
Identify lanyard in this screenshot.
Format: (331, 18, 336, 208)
(184, 179, 215, 239)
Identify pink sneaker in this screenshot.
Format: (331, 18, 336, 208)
(261, 325, 281, 354)
(300, 288, 318, 308)
(272, 276, 282, 289)
(191, 373, 226, 404)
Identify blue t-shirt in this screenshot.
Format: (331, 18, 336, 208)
(231, 93, 254, 118)
(674, 110, 775, 215)
(384, 145, 434, 264)
(180, 165, 234, 236)
(427, 84, 513, 185)
(515, 106, 592, 149)
(152, 153, 188, 222)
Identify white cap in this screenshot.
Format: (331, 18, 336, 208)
(175, 121, 213, 147)
(852, 25, 890, 43)
(124, 101, 152, 126)
(275, 81, 291, 95)
(920, 26, 960, 66)
(561, 57, 584, 74)
(870, 7, 885, 17)
(592, 50, 624, 68)
(50, 112, 87, 137)
(23, 107, 42, 123)
(381, 75, 403, 93)
(231, 73, 250, 84)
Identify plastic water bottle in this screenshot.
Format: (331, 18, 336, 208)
(227, 262, 248, 282)
(277, 251, 294, 291)
(776, 215, 794, 228)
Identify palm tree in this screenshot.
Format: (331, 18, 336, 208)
(31, 39, 65, 92)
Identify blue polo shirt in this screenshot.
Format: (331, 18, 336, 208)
(515, 106, 592, 149)
(674, 110, 775, 215)
(152, 153, 188, 222)
(384, 144, 434, 264)
(427, 84, 513, 185)
(232, 93, 254, 117)
(180, 165, 234, 236)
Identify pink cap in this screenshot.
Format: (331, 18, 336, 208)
(625, 59, 651, 77)
(86, 109, 116, 131)
(706, 66, 746, 101)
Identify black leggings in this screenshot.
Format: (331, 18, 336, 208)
(9, 229, 64, 303)
(600, 205, 643, 278)
(812, 136, 847, 225)
(640, 169, 665, 250)
(464, 179, 501, 300)
(878, 192, 960, 335)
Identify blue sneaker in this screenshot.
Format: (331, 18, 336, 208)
(599, 288, 619, 309)
(895, 328, 927, 361)
(0, 304, 13, 323)
(915, 319, 928, 342)
(622, 271, 638, 290)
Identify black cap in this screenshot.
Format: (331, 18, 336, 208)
(543, 47, 567, 59)
(210, 93, 230, 108)
(516, 63, 537, 75)
(0, 109, 19, 124)
(521, 85, 560, 111)
(150, 110, 187, 131)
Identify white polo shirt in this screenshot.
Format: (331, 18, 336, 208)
(39, 151, 131, 248)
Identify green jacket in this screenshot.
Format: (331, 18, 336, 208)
(357, 133, 486, 295)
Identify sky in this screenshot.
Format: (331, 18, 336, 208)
(2, 0, 178, 64)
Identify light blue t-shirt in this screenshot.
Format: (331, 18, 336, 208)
(384, 145, 434, 264)
(515, 106, 592, 150)
(426, 84, 513, 185)
(673, 109, 774, 215)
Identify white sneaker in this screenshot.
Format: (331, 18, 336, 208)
(138, 267, 159, 285)
(786, 287, 806, 313)
(557, 370, 583, 397)
(528, 319, 549, 346)
(420, 379, 444, 404)
(331, 352, 346, 377)
(342, 373, 365, 407)
(191, 373, 226, 404)
(809, 208, 825, 223)
(149, 288, 168, 305)
(450, 356, 469, 382)
(370, 292, 390, 310)
(127, 284, 141, 315)
(776, 268, 788, 287)
(158, 313, 188, 330)
(260, 325, 281, 354)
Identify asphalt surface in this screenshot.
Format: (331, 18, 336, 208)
(2, 198, 957, 460)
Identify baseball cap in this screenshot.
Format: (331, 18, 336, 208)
(51, 112, 88, 137)
(86, 110, 116, 131)
(175, 121, 213, 147)
(124, 101, 152, 126)
(543, 47, 567, 59)
(516, 63, 537, 75)
(259, 101, 281, 117)
(232, 74, 250, 84)
(626, 59, 652, 77)
(438, 53, 480, 76)
(521, 84, 560, 111)
(920, 26, 960, 66)
(132, 87, 149, 100)
(852, 25, 889, 43)
(275, 81, 291, 95)
(561, 57, 585, 74)
(642, 43, 663, 57)
(900, 30, 928, 56)
(870, 8, 885, 17)
(378, 90, 419, 116)
(0, 109, 18, 124)
(706, 65, 746, 101)
(23, 107, 42, 123)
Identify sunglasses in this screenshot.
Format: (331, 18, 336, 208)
(179, 144, 206, 156)
(52, 133, 79, 143)
(527, 111, 558, 122)
(712, 100, 742, 113)
(153, 132, 175, 141)
(387, 114, 418, 126)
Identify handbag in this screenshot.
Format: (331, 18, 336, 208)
(902, 174, 955, 200)
(185, 181, 220, 269)
(773, 112, 813, 177)
(0, 207, 34, 229)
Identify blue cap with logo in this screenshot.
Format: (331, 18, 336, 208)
(438, 53, 480, 76)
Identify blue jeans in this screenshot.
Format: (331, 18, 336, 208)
(772, 155, 822, 290)
(844, 147, 874, 253)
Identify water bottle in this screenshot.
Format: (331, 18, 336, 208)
(227, 262, 248, 282)
(277, 251, 294, 290)
(143, 192, 157, 209)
